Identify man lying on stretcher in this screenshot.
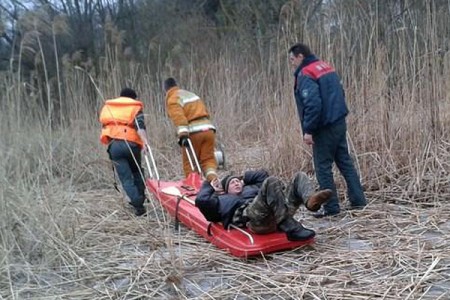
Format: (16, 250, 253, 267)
(195, 169, 332, 241)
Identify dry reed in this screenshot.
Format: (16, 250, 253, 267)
(1, 2, 450, 299)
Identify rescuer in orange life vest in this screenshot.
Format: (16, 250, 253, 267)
(99, 88, 149, 216)
(164, 78, 218, 182)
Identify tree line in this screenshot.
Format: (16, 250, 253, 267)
(1, 0, 449, 123)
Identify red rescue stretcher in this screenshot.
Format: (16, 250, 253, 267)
(143, 139, 314, 258)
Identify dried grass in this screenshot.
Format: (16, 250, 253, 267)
(1, 141, 449, 299)
(1, 4, 450, 298)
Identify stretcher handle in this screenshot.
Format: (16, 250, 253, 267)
(144, 143, 160, 181)
(228, 224, 255, 245)
(161, 186, 194, 205)
(134, 118, 159, 180)
(184, 138, 202, 174)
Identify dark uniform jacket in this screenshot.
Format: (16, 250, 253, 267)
(294, 55, 349, 135)
(195, 170, 269, 228)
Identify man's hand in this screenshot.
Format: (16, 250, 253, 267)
(177, 134, 190, 147)
(142, 144, 149, 155)
(137, 129, 150, 153)
(303, 133, 314, 145)
(210, 178, 224, 193)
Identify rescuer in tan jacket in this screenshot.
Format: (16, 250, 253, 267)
(164, 78, 218, 182)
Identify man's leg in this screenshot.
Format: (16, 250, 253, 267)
(286, 172, 333, 214)
(313, 125, 340, 216)
(245, 177, 315, 241)
(192, 130, 218, 182)
(244, 177, 281, 234)
(129, 145, 146, 213)
(110, 141, 146, 216)
(334, 122, 367, 208)
(286, 172, 308, 213)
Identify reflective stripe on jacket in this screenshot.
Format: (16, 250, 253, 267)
(99, 97, 144, 147)
(165, 87, 215, 135)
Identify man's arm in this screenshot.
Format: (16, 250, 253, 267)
(299, 76, 322, 135)
(243, 169, 269, 185)
(135, 111, 149, 150)
(166, 93, 189, 136)
(195, 181, 222, 222)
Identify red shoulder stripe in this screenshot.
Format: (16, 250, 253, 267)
(301, 61, 335, 80)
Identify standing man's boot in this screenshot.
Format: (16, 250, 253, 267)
(135, 206, 147, 216)
(278, 217, 315, 241)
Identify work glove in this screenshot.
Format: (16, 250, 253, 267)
(178, 134, 190, 147)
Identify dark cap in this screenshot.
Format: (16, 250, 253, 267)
(220, 175, 240, 193)
(164, 78, 177, 92)
(120, 88, 137, 99)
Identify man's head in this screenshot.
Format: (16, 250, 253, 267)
(221, 175, 243, 195)
(120, 88, 137, 99)
(288, 43, 312, 68)
(164, 77, 177, 92)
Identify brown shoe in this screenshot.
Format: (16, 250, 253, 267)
(305, 189, 333, 212)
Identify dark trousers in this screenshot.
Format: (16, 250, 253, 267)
(312, 119, 366, 213)
(108, 140, 145, 209)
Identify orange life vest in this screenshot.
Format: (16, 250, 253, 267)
(99, 97, 144, 148)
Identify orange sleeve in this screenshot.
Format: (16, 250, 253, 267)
(166, 91, 189, 134)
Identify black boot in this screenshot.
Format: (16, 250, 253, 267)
(134, 206, 147, 216)
(278, 217, 315, 241)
